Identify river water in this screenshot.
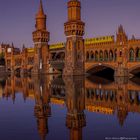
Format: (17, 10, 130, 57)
(0, 75, 139, 140)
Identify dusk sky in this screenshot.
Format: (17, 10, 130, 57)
(0, 0, 140, 47)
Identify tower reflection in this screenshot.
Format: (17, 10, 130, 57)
(33, 76, 51, 140)
(64, 76, 86, 140)
(0, 75, 140, 140)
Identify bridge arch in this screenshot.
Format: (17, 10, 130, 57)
(7, 68, 11, 72)
(86, 63, 115, 75)
(55, 52, 65, 60)
(14, 67, 21, 75)
(27, 66, 33, 73)
(129, 65, 140, 75)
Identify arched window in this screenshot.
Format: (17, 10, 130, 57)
(99, 51, 103, 61)
(120, 50, 122, 57)
(114, 49, 117, 61)
(104, 50, 108, 61)
(86, 52, 89, 61)
(60, 52, 65, 60)
(68, 41, 71, 50)
(129, 48, 134, 61)
(90, 51, 94, 60)
(136, 48, 140, 61)
(109, 50, 113, 61)
(77, 41, 80, 50)
(95, 51, 98, 61)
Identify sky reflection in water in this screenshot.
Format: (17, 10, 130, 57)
(0, 75, 139, 140)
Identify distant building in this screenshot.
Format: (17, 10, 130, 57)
(0, 43, 20, 55)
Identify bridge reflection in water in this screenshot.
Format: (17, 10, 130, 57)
(0, 75, 140, 140)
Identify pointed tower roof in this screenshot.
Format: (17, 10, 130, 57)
(132, 35, 135, 40)
(118, 24, 124, 33)
(36, 0, 46, 18)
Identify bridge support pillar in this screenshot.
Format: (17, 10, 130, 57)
(114, 76, 129, 84)
(114, 67, 128, 77)
(20, 69, 27, 76)
(10, 66, 15, 75)
(31, 67, 41, 76)
(31, 66, 49, 76)
(11, 70, 15, 76)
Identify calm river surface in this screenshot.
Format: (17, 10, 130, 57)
(0, 75, 139, 140)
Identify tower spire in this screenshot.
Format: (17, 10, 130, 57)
(36, 0, 45, 18)
(32, 0, 50, 75)
(39, 0, 44, 15)
(116, 24, 128, 44)
(35, 0, 46, 30)
(118, 24, 124, 33)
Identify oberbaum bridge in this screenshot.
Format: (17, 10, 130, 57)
(3, 0, 140, 77)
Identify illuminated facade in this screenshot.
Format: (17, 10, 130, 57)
(32, 0, 50, 75)
(2, 0, 140, 77)
(63, 0, 85, 76)
(4, 45, 34, 74)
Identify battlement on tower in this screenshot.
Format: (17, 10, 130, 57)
(68, 0, 81, 7)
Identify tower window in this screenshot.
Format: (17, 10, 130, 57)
(120, 50, 122, 57)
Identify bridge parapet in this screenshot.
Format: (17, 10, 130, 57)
(85, 61, 117, 73)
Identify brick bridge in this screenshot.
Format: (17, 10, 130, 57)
(4, 46, 35, 74)
(4, 28, 140, 77)
(4, 25, 140, 77)
(49, 26, 140, 77)
(3, 0, 140, 77)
